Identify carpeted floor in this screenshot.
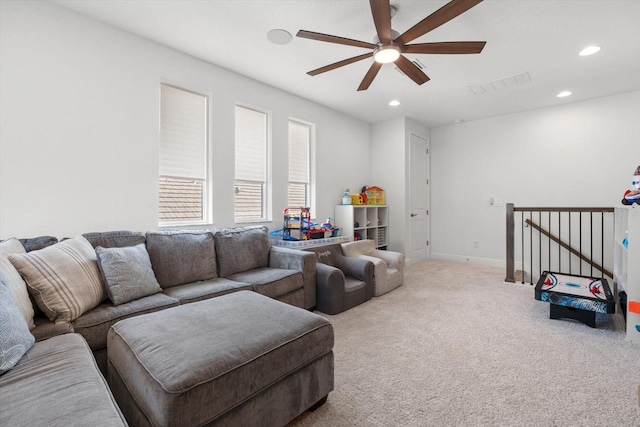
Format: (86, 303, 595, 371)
(290, 259, 640, 427)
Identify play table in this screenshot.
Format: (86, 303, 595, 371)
(534, 271, 615, 328)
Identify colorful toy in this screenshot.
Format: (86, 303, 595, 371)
(363, 186, 385, 205)
(351, 194, 364, 205)
(280, 207, 312, 240)
(622, 165, 640, 205)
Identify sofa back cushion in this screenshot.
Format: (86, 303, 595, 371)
(83, 230, 146, 249)
(7, 236, 105, 323)
(146, 230, 217, 288)
(18, 236, 58, 252)
(304, 244, 344, 268)
(214, 226, 270, 277)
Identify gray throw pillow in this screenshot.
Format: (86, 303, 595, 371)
(0, 277, 35, 375)
(96, 244, 162, 306)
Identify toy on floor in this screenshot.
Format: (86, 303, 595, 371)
(622, 165, 640, 205)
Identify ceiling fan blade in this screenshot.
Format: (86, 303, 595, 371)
(297, 30, 377, 49)
(395, 55, 430, 85)
(403, 41, 486, 54)
(357, 62, 383, 91)
(307, 53, 373, 76)
(395, 0, 483, 46)
(370, 0, 392, 44)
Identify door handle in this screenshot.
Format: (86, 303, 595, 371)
(411, 213, 417, 217)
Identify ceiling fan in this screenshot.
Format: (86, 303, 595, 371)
(296, 0, 486, 91)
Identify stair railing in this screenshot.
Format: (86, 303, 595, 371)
(506, 204, 614, 284)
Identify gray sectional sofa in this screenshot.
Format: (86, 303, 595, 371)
(0, 226, 327, 427)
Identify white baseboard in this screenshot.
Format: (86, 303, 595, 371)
(430, 253, 505, 269)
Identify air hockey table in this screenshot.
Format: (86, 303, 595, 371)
(534, 271, 615, 328)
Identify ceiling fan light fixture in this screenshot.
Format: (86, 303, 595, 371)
(374, 45, 401, 64)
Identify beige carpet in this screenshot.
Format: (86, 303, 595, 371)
(290, 259, 640, 427)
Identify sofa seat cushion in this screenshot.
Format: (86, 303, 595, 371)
(146, 230, 217, 288)
(344, 277, 367, 293)
(227, 267, 302, 300)
(162, 277, 252, 304)
(72, 293, 180, 351)
(107, 291, 333, 426)
(31, 316, 74, 342)
(0, 333, 126, 427)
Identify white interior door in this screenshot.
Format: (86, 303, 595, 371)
(409, 133, 430, 263)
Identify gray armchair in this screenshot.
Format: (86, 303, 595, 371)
(304, 244, 374, 315)
(341, 240, 404, 296)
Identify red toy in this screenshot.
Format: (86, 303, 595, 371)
(622, 165, 640, 205)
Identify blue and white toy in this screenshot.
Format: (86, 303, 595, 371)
(622, 165, 640, 205)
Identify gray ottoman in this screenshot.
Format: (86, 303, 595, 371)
(107, 291, 334, 427)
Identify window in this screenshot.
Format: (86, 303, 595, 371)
(158, 84, 209, 225)
(235, 105, 269, 222)
(288, 120, 314, 213)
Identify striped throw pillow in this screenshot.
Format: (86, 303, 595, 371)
(8, 236, 105, 323)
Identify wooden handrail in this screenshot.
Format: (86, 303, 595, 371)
(514, 207, 614, 213)
(524, 218, 612, 278)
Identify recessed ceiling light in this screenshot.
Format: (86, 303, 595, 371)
(454, 119, 464, 123)
(389, 100, 400, 107)
(557, 91, 572, 98)
(579, 46, 601, 56)
(267, 29, 292, 45)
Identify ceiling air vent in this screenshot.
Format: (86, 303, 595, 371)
(395, 59, 426, 76)
(469, 72, 532, 95)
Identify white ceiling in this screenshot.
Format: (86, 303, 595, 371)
(53, 0, 640, 127)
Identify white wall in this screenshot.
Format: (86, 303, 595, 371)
(371, 117, 428, 259)
(430, 90, 640, 266)
(0, 1, 371, 239)
(371, 118, 405, 253)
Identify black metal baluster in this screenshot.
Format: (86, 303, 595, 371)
(558, 210, 562, 272)
(530, 211, 533, 284)
(601, 212, 605, 278)
(579, 212, 583, 276)
(590, 212, 594, 277)
(548, 210, 551, 273)
(521, 212, 525, 284)
(568, 212, 572, 274)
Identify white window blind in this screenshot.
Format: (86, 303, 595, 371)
(235, 105, 268, 222)
(288, 120, 311, 208)
(159, 84, 208, 224)
(160, 85, 207, 180)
